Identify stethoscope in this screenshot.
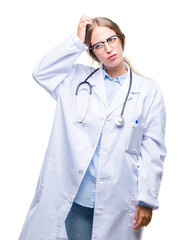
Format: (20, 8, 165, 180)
(75, 68, 132, 127)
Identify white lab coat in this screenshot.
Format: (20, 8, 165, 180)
(19, 33, 167, 240)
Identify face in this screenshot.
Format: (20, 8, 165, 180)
(90, 26, 123, 70)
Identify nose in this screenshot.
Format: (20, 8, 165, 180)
(104, 42, 113, 53)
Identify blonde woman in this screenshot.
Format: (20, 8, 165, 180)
(19, 16, 166, 240)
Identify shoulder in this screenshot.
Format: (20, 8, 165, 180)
(132, 72, 160, 94)
(62, 63, 96, 90)
(71, 64, 95, 82)
(132, 72, 165, 110)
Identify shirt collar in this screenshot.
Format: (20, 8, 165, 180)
(103, 62, 129, 85)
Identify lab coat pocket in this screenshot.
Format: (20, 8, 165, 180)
(35, 155, 56, 202)
(128, 185, 138, 228)
(125, 121, 145, 156)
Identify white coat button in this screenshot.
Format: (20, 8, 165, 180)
(78, 170, 83, 175)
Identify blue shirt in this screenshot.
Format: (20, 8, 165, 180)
(74, 64, 152, 209)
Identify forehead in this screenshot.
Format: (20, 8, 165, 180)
(91, 26, 116, 44)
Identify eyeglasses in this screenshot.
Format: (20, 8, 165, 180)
(90, 34, 120, 51)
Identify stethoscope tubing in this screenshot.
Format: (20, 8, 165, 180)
(75, 68, 99, 96)
(120, 69, 132, 116)
(75, 67, 132, 126)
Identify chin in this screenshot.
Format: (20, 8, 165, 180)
(105, 59, 123, 69)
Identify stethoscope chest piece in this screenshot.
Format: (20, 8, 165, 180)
(115, 116, 125, 127)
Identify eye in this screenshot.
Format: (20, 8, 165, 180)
(107, 36, 117, 43)
(94, 42, 104, 50)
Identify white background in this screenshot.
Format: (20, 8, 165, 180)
(0, 0, 184, 239)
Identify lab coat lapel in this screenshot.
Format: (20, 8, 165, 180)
(107, 71, 140, 116)
(89, 66, 108, 108)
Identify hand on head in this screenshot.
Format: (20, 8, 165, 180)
(77, 15, 93, 43)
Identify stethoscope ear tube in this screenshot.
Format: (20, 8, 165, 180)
(75, 81, 92, 95)
(75, 68, 99, 95)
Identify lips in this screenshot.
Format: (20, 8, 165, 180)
(108, 54, 117, 60)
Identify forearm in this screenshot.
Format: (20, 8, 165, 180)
(32, 33, 87, 96)
(138, 87, 167, 209)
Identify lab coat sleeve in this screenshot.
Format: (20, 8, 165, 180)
(32, 33, 88, 100)
(138, 86, 167, 210)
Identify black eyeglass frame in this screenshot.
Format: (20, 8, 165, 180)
(89, 33, 120, 51)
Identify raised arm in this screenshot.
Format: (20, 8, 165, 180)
(32, 16, 92, 100)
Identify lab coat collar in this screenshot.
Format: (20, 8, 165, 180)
(89, 64, 140, 113)
(107, 66, 138, 115)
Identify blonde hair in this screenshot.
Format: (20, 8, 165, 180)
(85, 17, 125, 61)
(85, 17, 134, 71)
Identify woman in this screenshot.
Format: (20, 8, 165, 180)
(19, 16, 167, 240)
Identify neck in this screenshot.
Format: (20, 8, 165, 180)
(105, 62, 127, 78)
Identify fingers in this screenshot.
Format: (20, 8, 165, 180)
(133, 206, 140, 225)
(133, 206, 152, 231)
(77, 15, 93, 43)
(80, 15, 93, 24)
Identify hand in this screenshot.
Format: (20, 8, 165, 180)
(133, 205, 152, 230)
(77, 15, 93, 43)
